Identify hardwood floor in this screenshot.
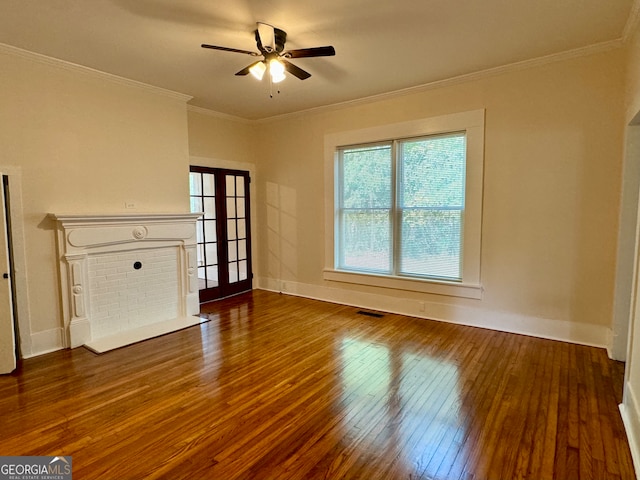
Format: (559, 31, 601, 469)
(0, 290, 635, 479)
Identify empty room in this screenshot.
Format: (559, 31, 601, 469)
(2, 1, 640, 479)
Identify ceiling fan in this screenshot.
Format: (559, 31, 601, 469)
(201, 22, 335, 83)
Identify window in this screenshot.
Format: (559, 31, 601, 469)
(338, 132, 466, 281)
(324, 110, 484, 299)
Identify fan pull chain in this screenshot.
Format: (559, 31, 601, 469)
(268, 75, 281, 99)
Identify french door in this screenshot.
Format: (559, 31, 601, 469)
(189, 166, 252, 303)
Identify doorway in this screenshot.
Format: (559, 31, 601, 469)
(612, 123, 640, 361)
(189, 166, 253, 303)
(0, 175, 16, 373)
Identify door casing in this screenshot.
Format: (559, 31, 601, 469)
(0, 175, 16, 373)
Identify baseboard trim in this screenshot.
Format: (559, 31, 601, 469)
(620, 384, 640, 479)
(23, 328, 64, 358)
(22, 279, 613, 359)
(257, 277, 611, 350)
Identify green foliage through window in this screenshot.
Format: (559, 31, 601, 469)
(337, 132, 466, 281)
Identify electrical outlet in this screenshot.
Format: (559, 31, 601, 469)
(125, 202, 136, 209)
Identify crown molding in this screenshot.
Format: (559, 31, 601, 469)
(623, 0, 640, 43)
(0, 35, 624, 124)
(256, 39, 623, 124)
(186, 104, 253, 125)
(0, 42, 192, 103)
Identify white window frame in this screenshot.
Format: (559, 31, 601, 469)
(323, 109, 485, 299)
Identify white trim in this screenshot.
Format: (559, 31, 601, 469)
(187, 105, 254, 125)
(324, 109, 485, 298)
(0, 166, 33, 358)
(623, 0, 640, 44)
(49, 213, 201, 348)
(0, 35, 623, 123)
(620, 109, 640, 480)
(620, 385, 640, 479)
(611, 125, 640, 361)
(49, 212, 202, 227)
(255, 40, 622, 124)
(190, 155, 256, 174)
(25, 328, 64, 358)
(0, 42, 193, 103)
(323, 269, 482, 300)
(0, 37, 620, 123)
(256, 278, 611, 349)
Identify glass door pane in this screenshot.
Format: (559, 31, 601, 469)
(190, 171, 219, 291)
(225, 174, 249, 284)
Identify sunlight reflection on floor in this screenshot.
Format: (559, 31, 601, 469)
(339, 338, 464, 478)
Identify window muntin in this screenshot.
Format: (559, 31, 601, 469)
(337, 132, 466, 282)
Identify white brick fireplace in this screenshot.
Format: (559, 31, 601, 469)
(50, 213, 202, 352)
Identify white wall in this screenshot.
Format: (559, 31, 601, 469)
(253, 48, 625, 350)
(186, 106, 260, 284)
(0, 45, 192, 357)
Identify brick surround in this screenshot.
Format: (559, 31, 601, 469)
(88, 248, 180, 338)
(50, 213, 201, 348)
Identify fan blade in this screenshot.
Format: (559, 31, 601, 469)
(282, 59, 311, 80)
(235, 61, 263, 76)
(257, 22, 275, 52)
(284, 46, 335, 58)
(201, 44, 259, 56)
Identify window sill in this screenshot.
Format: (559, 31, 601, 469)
(323, 269, 483, 299)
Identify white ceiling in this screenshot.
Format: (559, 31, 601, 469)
(0, 0, 635, 120)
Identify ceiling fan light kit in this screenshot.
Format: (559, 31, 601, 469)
(269, 59, 286, 83)
(249, 61, 266, 80)
(248, 58, 285, 83)
(201, 22, 335, 88)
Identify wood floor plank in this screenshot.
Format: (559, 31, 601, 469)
(525, 340, 554, 480)
(0, 290, 635, 479)
(553, 343, 571, 480)
(432, 329, 503, 479)
(501, 340, 544, 480)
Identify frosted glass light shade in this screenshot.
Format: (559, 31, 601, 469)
(249, 61, 266, 80)
(270, 59, 286, 83)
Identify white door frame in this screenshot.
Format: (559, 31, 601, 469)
(0, 166, 32, 359)
(0, 174, 16, 372)
(612, 123, 640, 361)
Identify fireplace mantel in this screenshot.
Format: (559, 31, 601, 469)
(50, 213, 203, 350)
(50, 212, 202, 250)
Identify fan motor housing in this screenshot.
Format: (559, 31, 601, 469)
(255, 27, 287, 53)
